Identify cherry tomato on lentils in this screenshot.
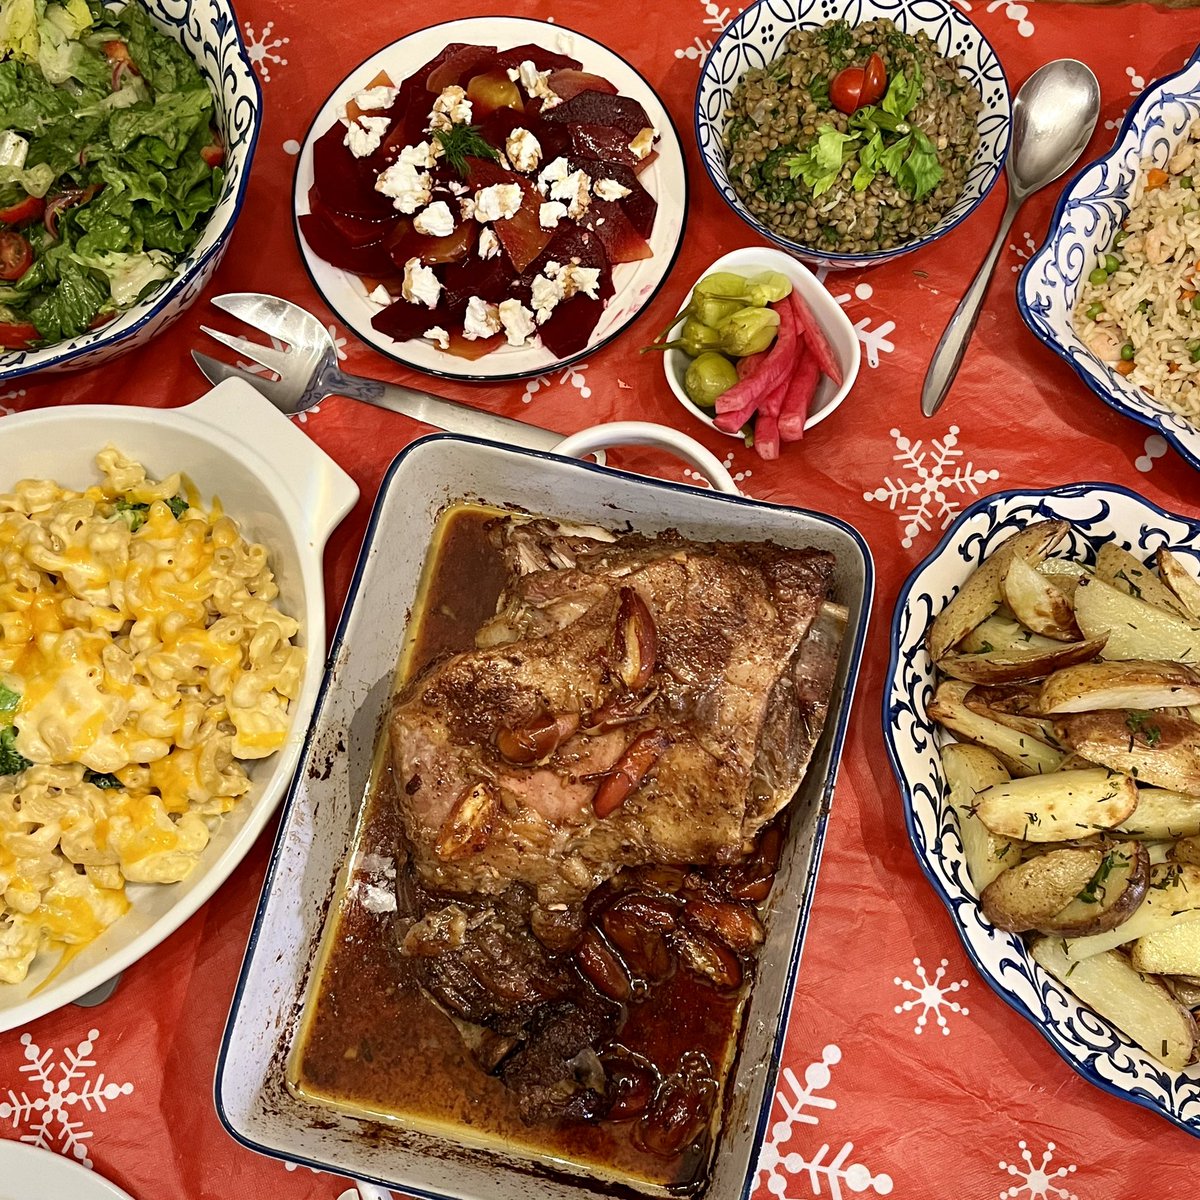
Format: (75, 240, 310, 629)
(0, 232, 33, 281)
(861, 53, 887, 106)
(829, 66, 864, 114)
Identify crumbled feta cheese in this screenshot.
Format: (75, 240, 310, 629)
(505, 127, 542, 173)
(537, 156, 571, 196)
(0, 131, 29, 170)
(353, 85, 397, 111)
(555, 32, 576, 56)
(629, 127, 658, 160)
(549, 169, 591, 220)
(539, 201, 567, 230)
(375, 160, 432, 213)
(398, 140, 439, 170)
(423, 326, 450, 350)
(530, 272, 563, 323)
(344, 115, 390, 158)
(401, 257, 442, 308)
(498, 299, 536, 347)
(515, 60, 562, 110)
(458, 194, 477, 221)
(474, 183, 523, 223)
(594, 177, 632, 202)
(413, 200, 456, 237)
(544, 259, 601, 300)
(447, 179, 469, 196)
(463, 296, 502, 341)
(367, 284, 392, 307)
(478, 227, 501, 259)
(428, 85, 473, 132)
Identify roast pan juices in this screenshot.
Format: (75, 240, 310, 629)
(217, 433, 873, 1200)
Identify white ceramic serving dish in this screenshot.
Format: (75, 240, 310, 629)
(0, 381, 358, 1029)
(1018, 45, 1200, 472)
(695, 0, 1011, 270)
(662, 246, 860, 438)
(0, 0, 261, 383)
(0, 1140, 136, 1200)
(293, 15, 688, 382)
(217, 426, 873, 1200)
(884, 482, 1200, 1139)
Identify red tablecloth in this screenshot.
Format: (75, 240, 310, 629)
(4, 2, 1200, 1197)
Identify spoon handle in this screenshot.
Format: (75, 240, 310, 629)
(921, 192, 1023, 417)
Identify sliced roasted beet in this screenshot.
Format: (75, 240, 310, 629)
(585, 199, 650, 264)
(445, 329, 503, 360)
(308, 185, 395, 248)
(387, 219, 477, 268)
(493, 44, 581, 74)
(466, 70, 526, 118)
(371, 295, 448, 342)
(547, 69, 618, 101)
(439, 253, 517, 310)
(311, 124, 395, 219)
(427, 44, 496, 92)
(344, 70, 395, 123)
(411, 42, 472, 87)
(527, 225, 611, 287)
(543, 92, 652, 138)
(634, 148, 658, 175)
(528, 227, 612, 357)
(569, 124, 641, 173)
(298, 211, 395, 275)
(572, 159, 656, 239)
(466, 156, 550, 272)
(478, 106, 544, 151)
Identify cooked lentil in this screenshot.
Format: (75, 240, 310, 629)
(725, 19, 982, 253)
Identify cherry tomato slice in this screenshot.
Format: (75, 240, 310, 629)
(861, 53, 887, 107)
(0, 321, 38, 349)
(0, 232, 33, 281)
(830, 66, 865, 115)
(0, 195, 45, 228)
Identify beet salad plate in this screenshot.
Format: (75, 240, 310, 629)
(294, 17, 688, 382)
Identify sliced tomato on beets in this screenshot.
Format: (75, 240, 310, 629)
(493, 44, 581, 74)
(426, 44, 496, 92)
(584, 199, 650, 264)
(465, 157, 550, 273)
(0, 321, 38, 349)
(311, 125, 395, 219)
(308, 185, 395, 248)
(386, 218, 477, 267)
(298, 212, 395, 275)
(0, 194, 45, 228)
(543, 92, 652, 138)
(546, 70, 618, 102)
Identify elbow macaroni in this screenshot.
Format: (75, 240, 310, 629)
(0, 449, 304, 983)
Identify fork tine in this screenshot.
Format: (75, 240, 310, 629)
(211, 292, 328, 348)
(199, 324, 292, 375)
(191, 351, 298, 412)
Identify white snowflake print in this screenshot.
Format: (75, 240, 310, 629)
(754, 1044, 894, 1200)
(682, 450, 752, 492)
(999, 1141, 1079, 1200)
(1009, 230, 1037, 273)
(675, 0, 732, 62)
(242, 20, 289, 83)
(283, 138, 301, 156)
(863, 425, 1001, 549)
(893, 956, 970, 1035)
(1134, 433, 1169, 473)
(815, 267, 895, 369)
(0, 384, 27, 417)
(521, 362, 591, 404)
(1105, 67, 1145, 130)
(953, 0, 1035, 37)
(0, 1028, 133, 1168)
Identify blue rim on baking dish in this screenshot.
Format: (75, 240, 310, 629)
(884, 481, 1200, 1138)
(1017, 45, 1200, 473)
(215, 431, 874, 1199)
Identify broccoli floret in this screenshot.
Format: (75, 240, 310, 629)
(0, 682, 18, 713)
(165, 495, 188, 519)
(114, 494, 188, 530)
(84, 770, 122, 789)
(0, 726, 30, 776)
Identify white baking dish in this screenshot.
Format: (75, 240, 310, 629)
(216, 430, 872, 1199)
(0, 380, 358, 1028)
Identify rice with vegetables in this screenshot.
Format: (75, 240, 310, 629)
(724, 19, 981, 254)
(1073, 119, 1200, 423)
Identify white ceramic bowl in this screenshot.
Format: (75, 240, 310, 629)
(885, 482, 1200, 1139)
(1018, 45, 1200, 472)
(0, 381, 358, 1029)
(695, 0, 1011, 270)
(662, 246, 860, 438)
(294, 16, 688, 382)
(218, 425, 874, 1200)
(0, 0, 261, 383)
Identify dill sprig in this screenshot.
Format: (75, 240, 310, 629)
(433, 125, 498, 178)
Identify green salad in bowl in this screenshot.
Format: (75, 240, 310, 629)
(0, 0, 224, 349)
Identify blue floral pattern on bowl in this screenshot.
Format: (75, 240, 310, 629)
(0, 0, 261, 382)
(885, 483, 1200, 1139)
(1018, 47, 1200, 472)
(695, 0, 1011, 270)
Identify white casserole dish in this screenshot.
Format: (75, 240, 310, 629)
(216, 429, 873, 1200)
(0, 380, 358, 1028)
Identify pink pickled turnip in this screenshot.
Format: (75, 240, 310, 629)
(788, 288, 842, 385)
(778, 343, 820, 442)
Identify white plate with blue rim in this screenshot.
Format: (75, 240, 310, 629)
(0, 1139, 136, 1200)
(884, 481, 1200, 1138)
(1018, 45, 1200, 473)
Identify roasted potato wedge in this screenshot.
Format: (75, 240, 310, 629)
(1064, 864, 1200, 960)
(927, 520, 1068, 662)
(958, 615, 1065, 656)
(1002, 554, 1081, 641)
(928, 681, 1064, 777)
(1031, 937, 1198, 1070)
(981, 842, 1148, 936)
(938, 636, 1107, 686)
(1095, 543, 1190, 618)
(1132, 920, 1200, 977)
(1115, 789, 1200, 839)
(1038, 557, 1092, 602)
(941, 743, 1020, 892)
(1039, 660, 1200, 715)
(1074, 575, 1200, 662)
(963, 685, 1061, 746)
(1172, 835, 1200, 867)
(1158, 549, 1200, 621)
(973, 768, 1137, 842)
(1165, 976, 1200, 1009)
(1053, 710, 1200, 795)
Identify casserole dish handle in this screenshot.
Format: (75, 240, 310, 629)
(180, 379, 360, 544)
(553, 421, 739, 494)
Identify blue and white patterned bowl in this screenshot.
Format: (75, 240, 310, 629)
(695, 0, 1011, 270)
(0, 0, 261, 383)
(885, 483, 1200, 1139)
(1018, 47, 1200, 472)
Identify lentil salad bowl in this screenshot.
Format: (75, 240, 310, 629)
(696, 0, 1011, 270)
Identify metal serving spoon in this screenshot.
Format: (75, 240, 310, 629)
(921, 59, 1101, 417)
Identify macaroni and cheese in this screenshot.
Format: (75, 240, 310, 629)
(0, 449, 304, 983)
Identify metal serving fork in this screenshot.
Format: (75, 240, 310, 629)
(192, 293, 567, 452)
